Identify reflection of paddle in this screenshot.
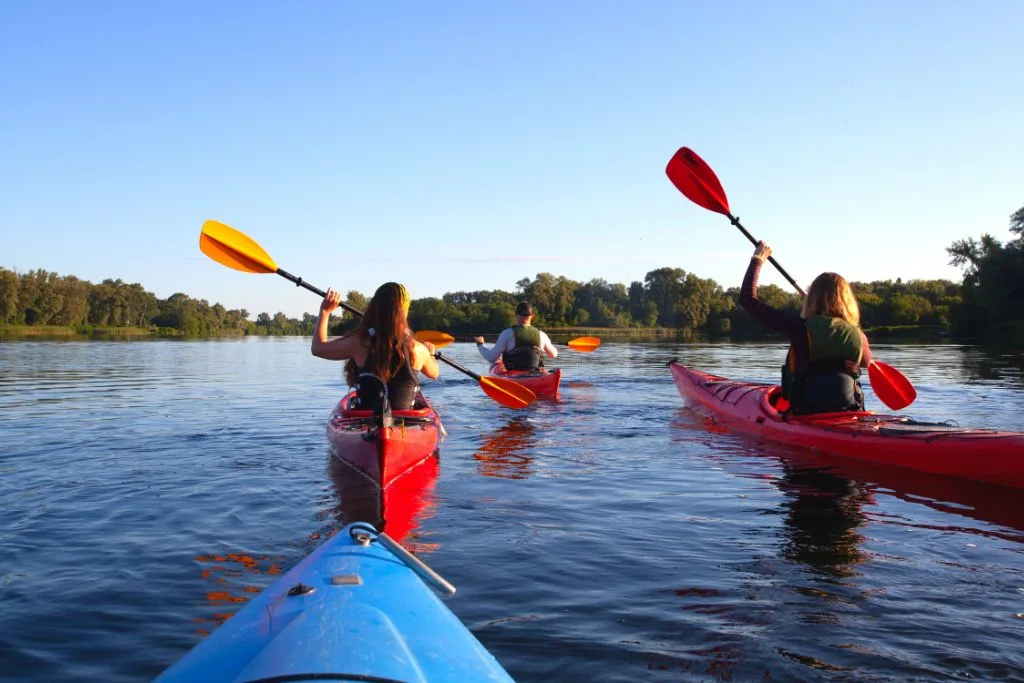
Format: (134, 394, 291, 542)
(199, 220, 536, 409)
(665, 148, 917, 411)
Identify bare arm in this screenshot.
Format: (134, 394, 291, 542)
(538, 331, 558, 359)
(311, 288, 361, 361)
(475, 328, 514, 363)
(413, 340, 440, 379)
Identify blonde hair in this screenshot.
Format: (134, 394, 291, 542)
(801, 272, 860, 327)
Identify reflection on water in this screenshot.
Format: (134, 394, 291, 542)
(5, 339, 1024, 682)
(672, 411, 1024, 540)
(191, 553, 282, 635)
(774, 464, 871, 580)
(473, 417, 539, 480)
(958, 344, 1024, 383)
(327, 453, 440, 545)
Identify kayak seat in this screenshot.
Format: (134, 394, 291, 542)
(343, 389, 433, 420)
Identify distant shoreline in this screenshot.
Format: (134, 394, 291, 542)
(1, 324, 963, 343)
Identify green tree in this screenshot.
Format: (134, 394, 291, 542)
(0, 268, 20, 324)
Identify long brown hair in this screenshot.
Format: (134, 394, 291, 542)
(801, 272, 860, 326)
(344, 282, 413, 386)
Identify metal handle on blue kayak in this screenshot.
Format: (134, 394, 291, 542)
(377, 532, 456, 598)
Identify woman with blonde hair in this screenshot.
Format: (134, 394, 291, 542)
(739, 242, 873, 414)
(311, 282, 439, 411)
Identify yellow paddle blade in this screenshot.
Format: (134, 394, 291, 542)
(414, 330, 456, 349)
(200, 220, 278, 274)
(567, 336, 601, 352)
(480, 376, 536, 409)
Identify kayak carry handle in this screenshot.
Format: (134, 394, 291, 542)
(349, 522, 456, 598)
(378, 532, 456, 598)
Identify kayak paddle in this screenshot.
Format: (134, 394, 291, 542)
(418, 332, 601, 353)
(665, 147, 917, 411)
(565, 336, 601, 352)
(199, 220, 536, 409)
(411, 330, 456, 348)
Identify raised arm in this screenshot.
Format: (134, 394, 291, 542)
(311, 288, 360, 360)
(738, 243, 803, 335)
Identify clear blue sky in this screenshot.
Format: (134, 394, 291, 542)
(3, 1, 1022, 319)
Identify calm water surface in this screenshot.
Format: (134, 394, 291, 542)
(2, 339, 1023, 682)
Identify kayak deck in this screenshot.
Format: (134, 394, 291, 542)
(669, 360, 1024, 489)
(154, 523, 514, 683)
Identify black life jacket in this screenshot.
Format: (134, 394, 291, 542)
(501, 324, 544, 371)
(782, 316, 864, 415)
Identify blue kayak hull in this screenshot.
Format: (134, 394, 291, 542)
(155, 523, 514, 683)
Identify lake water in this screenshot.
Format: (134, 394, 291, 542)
(2, 338, 1023, 682)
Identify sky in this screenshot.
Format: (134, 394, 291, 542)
(2, 1, 1023, 319)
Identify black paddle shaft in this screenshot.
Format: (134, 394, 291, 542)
(434, 353, 483, 381)
(727, 214, 806, 297)
(276, 267, 485, 384)
(275, 267, 364, 317)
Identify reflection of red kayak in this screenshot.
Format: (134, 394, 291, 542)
(491, 366, 561, 398)
(329, 453, 440, 544)
(669, 360, 1024, 489)
(326, 391, 442, 489)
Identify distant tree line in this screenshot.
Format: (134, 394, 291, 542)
(403, 270, 961, 338)
(0, 269, 313, 336)
(2, 203, 1021, 342)
(946, 204, 1024, 341)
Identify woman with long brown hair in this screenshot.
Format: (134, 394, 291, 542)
(739, 241, 874, 414)
(311, 282, 439, 410)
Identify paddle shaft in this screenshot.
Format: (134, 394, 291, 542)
(275, 267, 364, 318)
(724, 212, 805, 297)
(283, 269, 472, 379)
(433, 352, 483, 381)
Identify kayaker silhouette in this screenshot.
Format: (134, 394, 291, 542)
(739, 241, 874, 415)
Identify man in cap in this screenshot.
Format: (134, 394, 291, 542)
(474, 301, 559, 372)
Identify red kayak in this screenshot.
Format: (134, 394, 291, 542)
(326, 391, 442, 489)
(491, 367, 561, 399)
(669, 360, 1024, 489)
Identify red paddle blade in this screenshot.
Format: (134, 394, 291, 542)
(868, 360, 917, 411)
(665, 147, 731, 216)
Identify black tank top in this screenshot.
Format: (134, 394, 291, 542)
(356, 350, 419, 410)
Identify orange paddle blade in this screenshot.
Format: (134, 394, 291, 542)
(665, 147, 731, 216)
(200, 220, 278, 274)
(868, 360, 917, 411)
(414, 330, 455, 348)
(479, 377, 536, 409)
(566, 336, 601, 352)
